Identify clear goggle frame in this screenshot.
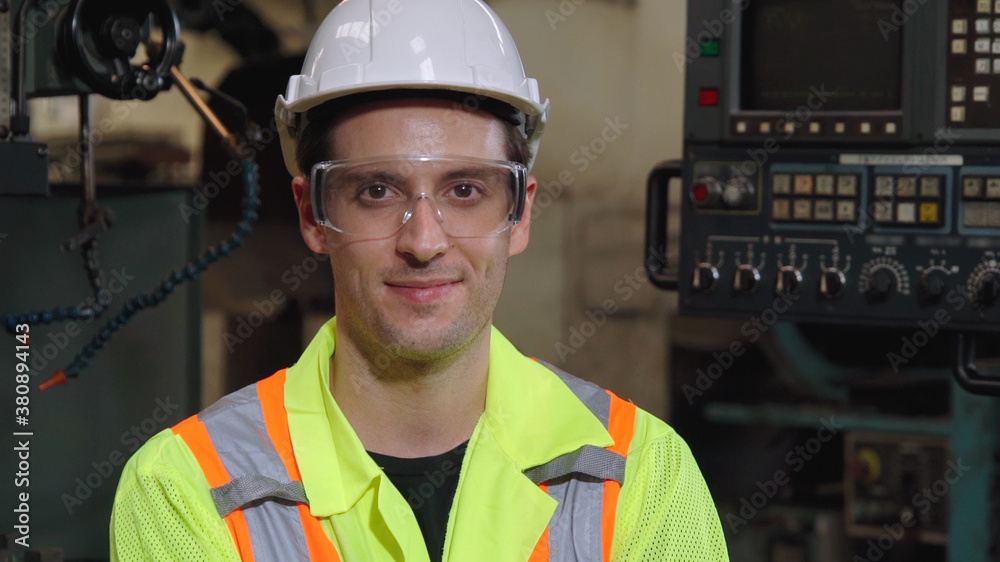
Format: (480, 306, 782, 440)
(310, 155, 528, 239)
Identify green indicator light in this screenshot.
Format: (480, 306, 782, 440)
(701, 40, 720, 57)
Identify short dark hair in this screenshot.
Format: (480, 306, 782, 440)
(294, 90, 530, 176)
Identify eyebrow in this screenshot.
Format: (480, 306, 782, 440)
(336, 167, 506, 185)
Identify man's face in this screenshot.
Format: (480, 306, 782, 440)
(293, 99, 536, 367)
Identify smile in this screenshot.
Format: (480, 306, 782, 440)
(384, 280, 462, 305)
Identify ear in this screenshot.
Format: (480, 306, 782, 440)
(292, 175, 330, 254)
(509, 174, 536, 257)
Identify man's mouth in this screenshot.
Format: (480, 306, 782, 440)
(384, 279, 462, 304)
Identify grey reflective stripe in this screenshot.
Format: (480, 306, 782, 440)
(524, 444, 625, 486)
(545, 476, 605, 562)
(212, 474, 308, 517)
(536, 359, 610, 428)
(199, 382, 312, 560)
(530, 360, 631, 560)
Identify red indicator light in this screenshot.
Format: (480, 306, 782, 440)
(693, 183, 709, 202)
(699, 88, 719, 106)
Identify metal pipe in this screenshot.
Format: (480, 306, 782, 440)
(79, 93, 95, 210)
(169, 65, 239, 157)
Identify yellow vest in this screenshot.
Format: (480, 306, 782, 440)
(110, 318, 729, 561)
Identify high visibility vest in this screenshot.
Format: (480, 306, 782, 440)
(172, 360, 637, 561)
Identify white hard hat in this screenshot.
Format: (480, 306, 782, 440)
(275, 0, 550, 176)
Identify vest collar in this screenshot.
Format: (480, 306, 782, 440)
(285, 317, 613, 517)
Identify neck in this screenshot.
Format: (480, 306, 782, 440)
(329, 321, 490, 458)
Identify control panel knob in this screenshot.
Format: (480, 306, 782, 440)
(865, 267, 896, 302)
(918, 268, 949, 304)
(820, 268, 846, 299)
(692, 262, 720, 293)
(972, 269, 1000, 307)
(722, 177, 754, 209)
(733, 264, 761, 294)
(775, 266, 802, 296)
(690, 177, 723, 208)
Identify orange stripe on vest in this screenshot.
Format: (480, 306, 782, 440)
(173, 416, 255, 561)
(256, 370, 342, 561)
(603, 391, 637, 561)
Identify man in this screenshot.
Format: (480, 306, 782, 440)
(110, 0, 729, 560)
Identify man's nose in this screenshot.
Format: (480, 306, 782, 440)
(396, 196, 450, 263)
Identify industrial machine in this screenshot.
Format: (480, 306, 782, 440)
(647, 0, 1000, 560)
(1, 0, 260, 556)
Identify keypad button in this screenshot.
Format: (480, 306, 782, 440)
(793, 200, 812, 220)
(835, 122, 846, 134)
(885, 122, 897, 134)
(793, 174, 814, 195)
(954, 18, 969, 33)
(814, 200, 834, 221)
(994, 18, 1000, 33)
(783, 122, 795, 134)
(772, 174, 791, 194)
(952, 85, 967, 102)
(875, 201, 894, 223)
(837, 175, 857, 196)
(860, 122, 872, 134)
(809, 122, 820, 133)
(920, 176, 941, 198)
(976, 58, 991, 73)
(965, 202, 989, 227)
(953, 39, 968, 54)
(976, 38, 992, 53)
(979, 0, 992, 13)
(977, 17, 992, 32)
(875, 175, 895, 197)
(896, 202, 917, 223)
(974, 86, 990, 101)
(837, 200, 856, 222)
(759, 122, 771, 134)
(952, 106, 967, 122)
(987, 177, 1000, 198)
(994, 58, 1000, 73)
(897, 176, 917, 197)
(920, 202, 941, 224)
(735, 121, 747, 133)
(772, 199, 791, 220)
(964, 177, 984, 198)
(815, 174, 835, 196)
(993, 38, 1000, 53)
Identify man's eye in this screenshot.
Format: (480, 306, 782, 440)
(452, 184, 479, 198)
(362, 183, 391, 199)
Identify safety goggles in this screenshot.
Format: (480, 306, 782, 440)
(311, 155, 527, 239)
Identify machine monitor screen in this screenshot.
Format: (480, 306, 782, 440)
(740, 0, 903, 112)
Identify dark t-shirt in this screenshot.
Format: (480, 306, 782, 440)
(368, 441, 468, 562)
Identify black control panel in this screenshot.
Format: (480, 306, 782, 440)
(665, 148, 1000, 330)
(649, 0, 1000, 332)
